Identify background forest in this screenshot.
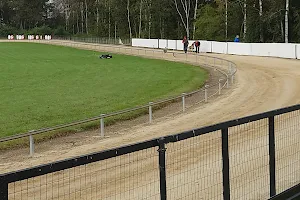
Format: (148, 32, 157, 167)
(0, 0, 299, 43)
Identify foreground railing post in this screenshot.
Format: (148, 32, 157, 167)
(219, 79, 223, 95)
(222, 128, 230, 200)
(182, 93, 186, 112)
(100, 114, 105, 137)
(205, 85, 209, 102)
(231, 74, 234, 85)
(0, 176, 8, 200)
(149, 102, 153, 123)
(158, 138, 167, 200)
(29, 132, 34, 156)
(269, 116, 276, 197)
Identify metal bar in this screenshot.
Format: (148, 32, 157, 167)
(0, 176, 8, 200)
(205, 85, 208, 102)
(269, 116, 276, 197)
(29, 134, 34, 156)
(158, 138, 167, 200)
(219, 79, 222, 95)
(182, 93, 186, 112)
(269, 183, 300, 200)
(149, 102, 153, 123)
(222, 128, 230, 200)
(227, 77, 229, 88)
(100, 114, 105, 137)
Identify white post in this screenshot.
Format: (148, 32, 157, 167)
(182, 93, 186, 112)
(29, 134, 34, 156)
(100, 114, 105, 137)
(149, 102, 153, 123)
(219, 79, 223, 95)
(231, 74, 234, 85)
(205, 85, 209, 102)
(227, 77, 230, 88)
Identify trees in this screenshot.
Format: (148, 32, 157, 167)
(1, 0, 300, 43)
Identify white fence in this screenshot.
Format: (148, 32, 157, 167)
(132, 38, 300, 60)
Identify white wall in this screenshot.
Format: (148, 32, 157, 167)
(251, 43, 296, 59)
(297, 45, 300, 60)
(158, 39, 167, 49)
(227, 42, 252, 56)
(212, 41, 227, 54)
(132, 39, 158, 48)
(199, 41, 212, 53)
(167, 40, 177, 50)
(131, 38, 300, 60)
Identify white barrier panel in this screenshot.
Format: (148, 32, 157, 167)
(227, 42, 252, 56)
(212, 41, 227, 54)
(132, 38, 158, 48)
(8, 35, 11, 40)
(199, 40, 212, 53)
(296, 45, 300, 60)
(252, 43, 296, 59)
(158, 39, 167, 49)
(166, 40, 176, 50)
(176, 40, 184, 51)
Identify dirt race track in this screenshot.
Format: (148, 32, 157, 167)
(1, 40, 300, 200)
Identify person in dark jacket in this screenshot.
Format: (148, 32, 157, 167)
(195, 40, 200, 53)
(182, 36, 189, 53)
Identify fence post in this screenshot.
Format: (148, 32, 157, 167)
(205, 85, 209, 102)
(149, 102, 153, 123)
(0, 176, 8, 200)
(269, 116, 276, 197)
(222, 128, 230, 200)
(219, 79, 223, 95)
(100, 114, 105, 137)
(182, 93, 186, 112)
(227, 76, 230, 88)
(158, 138, 167, 200)
(29, 133, 34, 156)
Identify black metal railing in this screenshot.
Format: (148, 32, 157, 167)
(1, 104, 300, 199)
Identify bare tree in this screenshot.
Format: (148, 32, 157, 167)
(139, 0, 143, 38)
(225, 0, 228, 41)
(259, 0, 263, 42)
(192, 0, 198, 39)
(85, 0, 88, 34)
(127, 0, 132, 38)
(285, 0, 289, 43)
(243, 0, 247, 41)
(174, 0, 191, 39)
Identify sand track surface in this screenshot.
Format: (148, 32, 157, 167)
(1, 40, 300, 199)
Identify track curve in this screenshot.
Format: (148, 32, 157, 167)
(1, 42, 300, 175)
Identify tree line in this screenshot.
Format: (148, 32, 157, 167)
(0, 0, 299, 43)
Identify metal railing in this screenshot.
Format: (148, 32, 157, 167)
(1, 104, 300, 199)
(0, 39, 237, 156)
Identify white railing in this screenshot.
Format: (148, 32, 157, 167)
(0, 39, 237, 156)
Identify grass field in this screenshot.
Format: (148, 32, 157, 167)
(0, 42, 208, 139)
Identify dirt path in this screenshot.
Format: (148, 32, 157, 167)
(1, 41, 300, 199)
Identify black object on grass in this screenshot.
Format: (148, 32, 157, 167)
(99, 54, 113, 59)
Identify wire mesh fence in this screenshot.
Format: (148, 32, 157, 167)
(166, 130, 223, 200)
(7, 147, 160, 200)
(2, 105, 300, 199)
(275, 110, 300, 194)
(229, 119, 270, 199)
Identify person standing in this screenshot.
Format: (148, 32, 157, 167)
(182, 36, 189, 53)
(195, 40, 200, 53)
(234, 35, 240, 42)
